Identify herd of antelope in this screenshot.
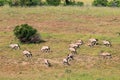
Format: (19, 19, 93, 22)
(9, 38, 112, 67)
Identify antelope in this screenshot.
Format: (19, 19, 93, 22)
(41, 46, 50, 53)
(44, 59, 51, 67)
(103, 40, 112, 47)
(23, 50, 32, 58)
(9, 44, 20, 50)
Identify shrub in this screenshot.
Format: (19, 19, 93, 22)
(31, 0, 42, 6)
(46, 0, 61, 6)
(40, 1, 48, 6)
(13, 24, 41, 43)
(9, 0, 42, 7)
(8, 0, 20, 6)
(64, 0, 84, 6)
(20, 0, 41, 6)
(21, 0, 42, 6)
(92, 0, 108, 6)
(0, 0, 4, 6)
(64, 0, 75, 5)
(76, 1, 84, 6)
(108, 0, 120, 7)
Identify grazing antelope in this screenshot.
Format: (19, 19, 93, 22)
(99, 52, 112, 59)
(67, 53, 74, 61)
(76, 40, 83, 45)
(69, 43, 79, 49)
(87, 42, 94, 47)
(63, 57, 69, 65)
(89, 38, 98, 46)
(41, 46, 50, 53)
(9, 44, 20, 50)
(75, 42, 82, 47)
(44, 59, 51, 67)
(23, 50, 32, 58)
(103, 40, 112, 47)
(69, 47, 77, 54)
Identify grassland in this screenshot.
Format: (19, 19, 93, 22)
(0, 4, 120, 80)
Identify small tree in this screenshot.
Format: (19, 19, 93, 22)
(13, 24, 41, 43)
(92, 0, 108, 6)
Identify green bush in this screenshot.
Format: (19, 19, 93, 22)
(76, 1, 84, 6)
(64, 0, 75, 5)
(21, 0, 42, 6)
(13, 24, 41, 43)
(64, 0, 84, 6)
(31, 0, 42, 6)
(108, 0, 120, 7)
(8, 0, 20, 6)
(46, 0, 61, 6)
(0, 0, 4, 6)
(40, 1, 48, 6)
(8, 0, 42, 7)
(92, 0, 108, 6)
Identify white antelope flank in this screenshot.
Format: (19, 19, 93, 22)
(9, 44, 20, 50)
(23, 50, 32, 58)
(41, 46, 50, 53)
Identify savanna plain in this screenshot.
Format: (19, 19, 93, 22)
(0, 0, 120, 80)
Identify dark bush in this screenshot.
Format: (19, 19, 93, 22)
(46, 0, 61, 6)
(76, 2, 84, 6)
(64, 0, 75, 5)
(21, 0, 42, 6)
(31, 0, 42, 6)
(0, 0, 4, 6)
(8, 0, 20, 6)
(8, 0, 42, 7)
(13, 24, 41, 43)
(92, 0, 108, 6)
(64, 0, 84, 6)
(108, 0, 120, 7)
(65, 0, 69, 5)
(39, 1, 48, 6)
(20, 0, 41, 6)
